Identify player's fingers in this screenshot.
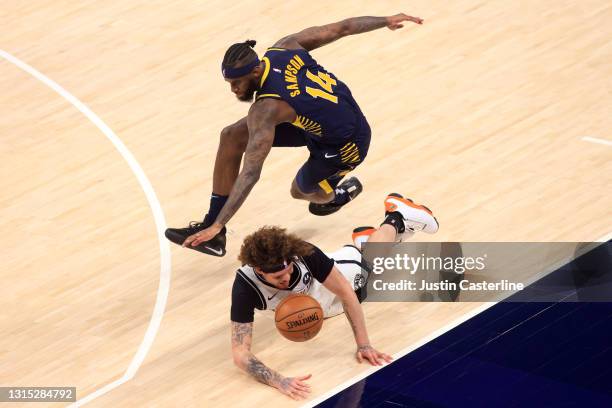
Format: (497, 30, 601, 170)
(293, 379, 308, 387)
(375, 351, 385, 362)
(291, 387, 308, 399)
(356, 352, 363, 363)
(285, 388, 300, 400)
(361, 352, 373, 364)
(295, 381, 311, 390)
(192, 233, 209, 246)
(182, 235, 194, 247)
(382, 353, 394, 363)
(295, 386, 311, 397)
(369, 352, 382, 366)
(297, 374, 312, 381)
(294, 385, 309, 394)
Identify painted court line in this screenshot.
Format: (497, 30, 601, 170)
(581, 136, 612, 146)
(0, 49, 172, 406)
(304, 233, 612, 407)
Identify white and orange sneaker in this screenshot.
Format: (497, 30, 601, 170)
(352, 226, 376, 248)
(384, 193, 439, 234)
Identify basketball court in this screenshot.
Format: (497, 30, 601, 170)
(1, 0, 611, 406)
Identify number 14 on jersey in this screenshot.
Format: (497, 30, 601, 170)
(305, 69, 338, 104)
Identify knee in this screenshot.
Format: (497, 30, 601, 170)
(219, 122, 248, 153)
(219, 125, 240, 147)
(290, 182, 304, 199)
(220, 125, 232, 141)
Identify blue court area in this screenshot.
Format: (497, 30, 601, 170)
(317, 242, 612, 408)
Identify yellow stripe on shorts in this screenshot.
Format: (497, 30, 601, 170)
(318, 179, 333, 194)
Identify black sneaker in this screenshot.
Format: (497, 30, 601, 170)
(165, 220, 227, 257)
(309, 177, 363, 216)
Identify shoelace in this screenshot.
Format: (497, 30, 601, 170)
(187, 221, 206, 231)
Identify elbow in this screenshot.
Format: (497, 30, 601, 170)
(338, 285, 359, 303)
(232, 349, 246, 368)
(220, 125, 248, 156)
(339, 20, 352, 36)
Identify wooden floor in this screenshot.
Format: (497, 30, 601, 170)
(1, 0, 611, 406)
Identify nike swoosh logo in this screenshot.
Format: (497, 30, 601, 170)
(268, 292, 279, 300)
(324, 153, 338, 158)
(273, 68, 282, 73)
(204, 246, 224, 255)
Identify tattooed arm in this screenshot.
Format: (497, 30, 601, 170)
(185, 99, 295, 247)
(275, 13, 424, 51)
(231, 321, 312, 400)
(230, 321, 280, 385)
(213, 100, 276, 226)
(322, 266, 393, 366)
(214, 99, 296, 227)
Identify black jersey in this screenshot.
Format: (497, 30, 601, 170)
(255, 47, 366, 145)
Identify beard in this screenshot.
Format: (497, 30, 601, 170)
(237, 82, 257, 102)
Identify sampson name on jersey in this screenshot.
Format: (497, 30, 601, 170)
(256, 48, 368, 147)
(231, 244, 367, 323)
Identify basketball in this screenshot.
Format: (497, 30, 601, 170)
(274, 294, 324, 342)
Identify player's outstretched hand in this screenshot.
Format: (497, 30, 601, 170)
(386, 13, 424, 30)
(276, 374, 312, 400)
(356, 345, 393, 366)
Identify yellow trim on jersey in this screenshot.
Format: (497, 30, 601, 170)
(260, 57, 271, 87)
(267, 47, 287, 51)
(339, 142, 361, 164)
(318, 179, 333, 194)
(342, 153, 361, 164)
(256, 93, 281, 101)
(340, 142, 355, 152)
(292, 116, 305, 129)
(292, 115, 322, 136)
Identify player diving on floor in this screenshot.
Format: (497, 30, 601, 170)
(230, 194, 438, 399)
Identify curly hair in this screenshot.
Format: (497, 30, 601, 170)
(238, 226, 314, 270)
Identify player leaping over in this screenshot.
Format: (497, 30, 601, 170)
(165, 13, 424, 256)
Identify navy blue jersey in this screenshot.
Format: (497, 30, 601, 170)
(255, 47, 365, 144)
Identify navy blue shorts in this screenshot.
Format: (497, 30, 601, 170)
(273, 115, 371, 194)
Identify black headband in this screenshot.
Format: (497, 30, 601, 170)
(222, 57, 260, 79)
(260, 260, 290, 273)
